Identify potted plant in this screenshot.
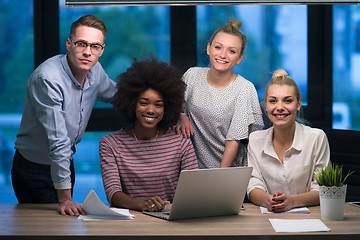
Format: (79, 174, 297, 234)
(315, 163, 354, 220)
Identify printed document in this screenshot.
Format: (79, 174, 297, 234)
(269, 219, 330, 232)
(78, 189, 134, 220)
(260, 206, 310, 214)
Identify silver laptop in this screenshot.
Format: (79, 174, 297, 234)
(143, 167, 252, 220)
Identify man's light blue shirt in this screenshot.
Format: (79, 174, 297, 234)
(15, 54, 117, 189)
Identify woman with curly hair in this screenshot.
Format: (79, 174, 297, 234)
(99, 58, 198, 212)
(175, 19, 264, 169)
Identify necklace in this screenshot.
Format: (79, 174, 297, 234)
(131, 129, 159, 153)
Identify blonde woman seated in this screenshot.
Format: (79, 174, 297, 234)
(247, 69, 330, 213)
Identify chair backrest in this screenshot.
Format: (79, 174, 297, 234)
(324, 129, 360, 202)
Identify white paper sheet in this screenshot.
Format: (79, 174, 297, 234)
(260, 206, 310, 214)
(269, 219, 331, 232)
(78, 189, 135, 220)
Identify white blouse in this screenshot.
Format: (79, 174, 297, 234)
(247, 122, 330, 196)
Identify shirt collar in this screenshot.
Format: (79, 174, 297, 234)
(61, 54, 95, 89)
(291, 122, 303, 152)
(263, 122, 303, 157)
(263, 127, 277, 158)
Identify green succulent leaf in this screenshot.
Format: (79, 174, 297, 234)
(315, 162, 355, 187)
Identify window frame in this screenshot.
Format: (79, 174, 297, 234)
(34, 1, 338, 131)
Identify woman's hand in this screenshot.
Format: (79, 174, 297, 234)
(264, 193, 282, 212)
(143, 196, 170, 212)
(269, 192, 295, 213)
(174, 114, 194, 138)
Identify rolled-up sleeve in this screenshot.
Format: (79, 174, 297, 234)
(247, 133, 267, 195)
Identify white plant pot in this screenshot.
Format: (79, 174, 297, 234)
(319, 185, 347, 220)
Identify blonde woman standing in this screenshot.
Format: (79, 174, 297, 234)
(176, 19, 264, 169)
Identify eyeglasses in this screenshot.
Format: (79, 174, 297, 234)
(70, 39, 104, 54)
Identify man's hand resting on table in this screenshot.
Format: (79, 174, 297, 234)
(57, 189, 86, 216)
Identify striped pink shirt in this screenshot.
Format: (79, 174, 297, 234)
(100, 129, 198, 204)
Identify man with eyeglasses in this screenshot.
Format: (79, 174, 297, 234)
(11, 15, 116, 216)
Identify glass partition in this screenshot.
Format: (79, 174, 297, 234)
(333, 4, 360, 130)
(0, 0, 34, 203)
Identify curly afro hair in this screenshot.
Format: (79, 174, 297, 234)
(114, 58, 186, 127)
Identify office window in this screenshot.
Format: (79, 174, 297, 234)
(333, 4, 360, 130)
(0, 0, 33, 203)
(71, 131, 111, 203)
(60, 0, 170, 82)
(60, 1, 169, 111)
(59, 0, 170, 203)
(196, 5, 308, 103)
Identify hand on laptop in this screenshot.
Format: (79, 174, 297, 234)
(145, 196, 170, 212)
